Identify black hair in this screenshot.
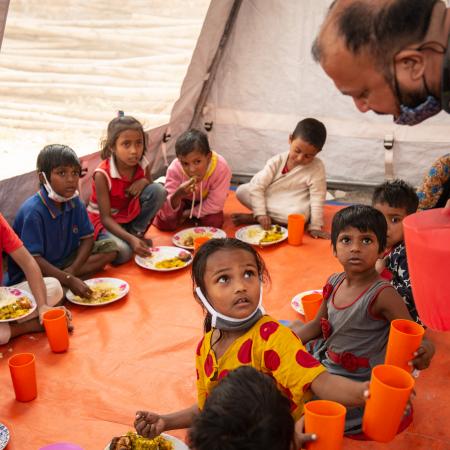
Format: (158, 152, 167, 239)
(188, 366, 295, 450)
(291, 118, 327, 150)
(191, 238, 269, 333)
(372, 179, 419, 215)
(175, 129, 211, 158)
(101, 115, 146, 160)
(331, 204, 387, 253)
(312, 0, 438, 71)
(37, 144, 81, 184)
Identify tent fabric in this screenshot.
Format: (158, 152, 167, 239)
(0, 192, 449, 450)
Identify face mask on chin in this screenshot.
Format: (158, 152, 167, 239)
(195, 285, 265, 332)
(394, 94, 442, 125)
(41, 172, 79, 203)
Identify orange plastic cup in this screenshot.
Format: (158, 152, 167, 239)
(302, 293, 323, 322)
(385, 319, 424, 372)
(43, 309, 69, 353)
(193, 236, 210, 252)
(8, 353, 37, 402)
(304, 400, 346, 450)
(288, 214, 305, 245)
(362, 364, 415, 442)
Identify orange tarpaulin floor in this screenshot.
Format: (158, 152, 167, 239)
(1, 192, 449, 450)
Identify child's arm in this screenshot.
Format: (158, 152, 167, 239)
(311, 371, 368, 407)
(134, 404, 198, 438)
(372, 287, 435, 370)
(64, 236, 94, 277)
(290, 299, 326, 344)
(94, 172, 150, 257)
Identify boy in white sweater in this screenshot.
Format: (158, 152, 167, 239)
(232, 118, 329, 239)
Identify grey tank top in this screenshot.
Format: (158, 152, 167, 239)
(316, 272, 392, 381)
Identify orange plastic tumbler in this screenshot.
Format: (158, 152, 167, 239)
(304, 400, 346, 450)
(8, 353, 37, 402)
(362, 364, 415, 442)
(302, 293, 323, 322)
(385, 319, 424, 372)
(43, 309, 70, 353)
(288, 214, 305, 245)
(194, 236, 210, 252)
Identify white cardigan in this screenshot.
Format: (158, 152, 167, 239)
(249, 152, 326, 230)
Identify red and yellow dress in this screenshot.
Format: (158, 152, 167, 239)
(195, 315, 326, 420)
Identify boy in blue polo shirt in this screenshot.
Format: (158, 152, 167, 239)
(8, 144, 117, 297)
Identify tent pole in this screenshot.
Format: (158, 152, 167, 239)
(189, 0, 243, 129)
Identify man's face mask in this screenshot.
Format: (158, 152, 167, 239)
(392, 41, 446, 126)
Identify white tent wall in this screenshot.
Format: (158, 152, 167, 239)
(166, 0, 450, 187)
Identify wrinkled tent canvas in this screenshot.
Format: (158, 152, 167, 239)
(1, 0, 450, 224)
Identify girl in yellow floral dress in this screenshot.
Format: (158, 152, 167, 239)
(135, 238, 368, 447)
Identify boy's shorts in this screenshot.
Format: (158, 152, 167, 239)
(57, 238, 118, 269)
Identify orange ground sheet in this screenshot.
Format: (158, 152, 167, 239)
(0, 192, 449, 450)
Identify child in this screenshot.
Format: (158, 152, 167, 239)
(372, 180, 422, 324)
(188, 366, 307, 450)
(8, 144, 117, 298)
(291, 205, 434, 435)
(1, 213, 69, 345)
(153, 129, 232, 231)
(232, 118, 329, 239)
(87, 115, 167, 264)
(134, 238, 369, 439)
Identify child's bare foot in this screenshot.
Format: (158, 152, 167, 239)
(231, 213, 256, 226)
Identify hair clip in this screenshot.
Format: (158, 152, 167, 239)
(117, 110, 125, 118)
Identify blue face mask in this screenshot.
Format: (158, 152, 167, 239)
(394, 95, 442, 126)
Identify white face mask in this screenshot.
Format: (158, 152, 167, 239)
(195, 285, 265, 331)
(40, 172, 79, 203)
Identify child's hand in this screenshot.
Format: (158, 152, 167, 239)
(67, 276, 92, 298)
(130, 236, 152, 257)
(176, 178, 197, 198)
(38, 305, 74, 332)
(309, 229, 331, 239)
(134, 411, 165, 439)
(410, 339, 435, 370)
(294, 416, 317, 449)
(126, 179, 149, 197)
(256, 215, 272, 230)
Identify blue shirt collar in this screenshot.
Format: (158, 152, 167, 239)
(38, 186, 75, 219)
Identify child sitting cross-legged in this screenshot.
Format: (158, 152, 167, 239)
(291, 205, 435, 436)
(134, 238, 370, 441)
(8, 144, 118, 298)
(232, 118, 329, 239)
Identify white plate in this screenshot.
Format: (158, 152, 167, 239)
(66, 277, 129, 306)
(135, 246, 193, 272)
(0, 287, 37, 323)
(291, 290, 322, 315)
(0, 423, 9, 450)
(172, 226, 226, 250)
(104, 433, 189, 450)
(235, 224, 288, 246)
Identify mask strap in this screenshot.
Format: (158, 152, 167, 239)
(195, 286, 264, 328)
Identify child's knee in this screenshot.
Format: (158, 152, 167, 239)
(0, 323, 11, 345)
(112, 241, 133, 265)
(44, 277, 64, 306)
(140, 183, 167, 206)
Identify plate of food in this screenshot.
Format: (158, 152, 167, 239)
(172, 226, 226, 250)
(0, 287, 37, 322)
(66, 278, 129, 306)
(135, 246, 193, 272)
(235, 224, 288, 246)
(105, 432, 188, 450)
(291, 290, 322, 315)
(0, 423, 9, 450)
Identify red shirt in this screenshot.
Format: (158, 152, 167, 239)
(0, 213, 23, 284)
